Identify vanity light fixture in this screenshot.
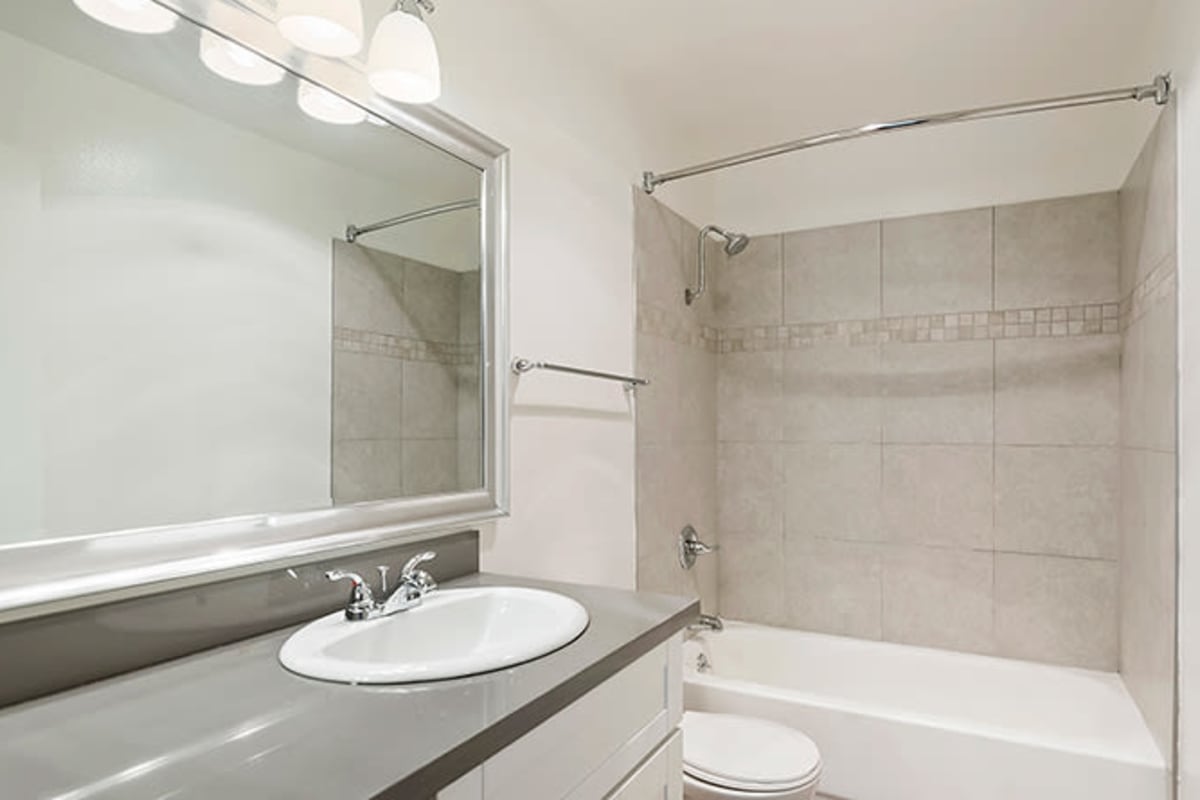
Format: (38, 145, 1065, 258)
(199, 30, 286, 86)
(297, 80, 367, 125)
(72, 0, 178, 34)
(367, 0, 442, 105)
(277, 0, 364, 58)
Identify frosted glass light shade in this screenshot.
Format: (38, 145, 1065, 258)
(297, 81, 367, 125)
(367, 10, 441, 104)
(72, 0, 177, 34)
(200, 31, 285, 86)
(277, 0, 363, 57)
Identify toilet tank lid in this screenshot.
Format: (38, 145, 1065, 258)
(681, 711, 822, 792)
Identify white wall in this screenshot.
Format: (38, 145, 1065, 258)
(1162, 0, 1200, 790)
(429, 1, 669, 588)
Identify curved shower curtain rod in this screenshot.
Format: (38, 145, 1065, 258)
(641, 74, 1171, 193)
(345, 198, 480, 243)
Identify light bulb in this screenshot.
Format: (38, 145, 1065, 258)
(297, 81, 367, 125)
(72, 0, 178, 34)
(200, 31, 286, 86)
(277, 0, 363, 58)
(367, 8, 441, 104)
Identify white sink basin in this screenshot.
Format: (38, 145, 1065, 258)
(279, 586, 589, 684)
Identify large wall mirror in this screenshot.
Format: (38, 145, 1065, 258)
(0, 0, 508, 621)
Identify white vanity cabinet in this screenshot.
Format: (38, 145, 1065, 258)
(438, 635, 684, 800)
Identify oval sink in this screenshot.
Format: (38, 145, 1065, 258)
(279, 587, 589, 684)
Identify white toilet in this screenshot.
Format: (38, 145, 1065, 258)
(681, 711, 823, 799)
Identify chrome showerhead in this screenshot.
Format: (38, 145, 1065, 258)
(686, 225, 753, 306)
(723, 232, 750, 256)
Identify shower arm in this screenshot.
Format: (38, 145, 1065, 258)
(687, 225, 723, 306)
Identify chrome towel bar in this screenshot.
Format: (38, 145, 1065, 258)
(511, 358, 649, 389)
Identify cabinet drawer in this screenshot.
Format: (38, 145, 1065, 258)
(606, 731, 682, 800)
(483, 642, 672, 800)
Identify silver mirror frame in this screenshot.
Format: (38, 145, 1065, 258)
(0, 0, 509, 624)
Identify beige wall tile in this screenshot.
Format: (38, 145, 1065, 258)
(995, 446, 1119, 559)
(717, 442, 782, 535)
(881, 545, 994, 654)
(402, 361, 458, 439)
(332, 241, 407, 336)
(718, 351, 782, 442)
(401, 439, 458, 496)
(881, 340, 993, 444)
(882, 445, 992, 549)
(1119, 449, 1176, 759)
(1120, 105, 1177, 296)
(403, 259, 461, 343)
(458, 272, 481, 346)
(882, 208, 993, 316)
(679, 345, 718, 444)
(332, 351, 403, 441)
(720, 526, 785, 625)
(783, 221, 881, 324)
(634, 188, 693, 313)
(995, 193, 1119, 308)
(1142, 294, 1178, 453)
(785, 536, 883, 639)
(636, 333, 679, 446)
(714, 234, 783, 327)
(784, 443, 881, 542)
(782, 342, 880, 443)
(995, 336, 1119, 445)
(1121, 318, 1146, 450)
(637, 442, 719, 612)
(995, 553, 1118, 669)
(332, 439, 402, 504)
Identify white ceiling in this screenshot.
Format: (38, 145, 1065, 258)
(533, 0, 1170, 232)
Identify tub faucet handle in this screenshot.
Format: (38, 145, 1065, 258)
(679, 525, 718, 569)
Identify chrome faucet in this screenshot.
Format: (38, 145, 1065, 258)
(325, 551, 438, 622)
(689, 613, 724, 632)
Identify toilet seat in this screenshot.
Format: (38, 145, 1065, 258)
(681, 711, 822, 793)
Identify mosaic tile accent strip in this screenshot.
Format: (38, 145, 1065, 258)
(1121, 256, 1176, 331)
(637, 302, 720, 352)
(334, 326, 478, 365)
(716, 302, 1121, 353)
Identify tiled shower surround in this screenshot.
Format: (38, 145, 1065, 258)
(1118, 107, 1178, 760)
(636, 118, 1177, 712)
(332, 241, 481, 502)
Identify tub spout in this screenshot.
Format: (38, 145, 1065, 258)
(689, 613, 724, 632)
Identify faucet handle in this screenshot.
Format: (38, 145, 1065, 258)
(325, 570, 377, 621)
(400, 551, 437, 578)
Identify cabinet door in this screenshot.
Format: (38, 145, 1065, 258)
(606, 731, 682, 800)
(485, 639, 679, 800)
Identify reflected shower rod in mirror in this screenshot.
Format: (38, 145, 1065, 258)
(642, 73, 1172, 192)
(511, 358, 650, 390)
(345, 198, 479, 242)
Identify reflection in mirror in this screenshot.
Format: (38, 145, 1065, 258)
(0, 1, 485, 548)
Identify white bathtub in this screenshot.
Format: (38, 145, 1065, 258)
(683, 622, 1168, 800)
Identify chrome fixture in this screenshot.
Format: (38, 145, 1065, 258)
(643, 74, 1173, 193)
(346, 198, 479, 243)
(689, 614, 724, 633)
(512, 358, 649, 389)
(695, 652, 712, 672)
(687, 226, 750, 306)
(325, 551, 438, 621)
(679, 525, 718, 569)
